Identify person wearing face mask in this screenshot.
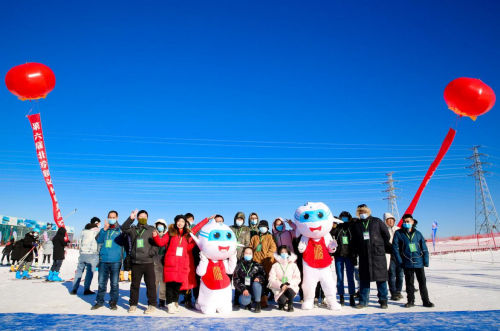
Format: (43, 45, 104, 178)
(383, 212, 404, 301)
(92, 211, 124, 311)
(393, 214, 434, 308)
(351, 204, 391, 309)
(249, 220, 277, 308)
(229, 212, 251, 306)
(71, 217, 101, 296)
(122, 209, 159, 314)
(268, 245, 301, 312)
(330, 211, 357, 307)
(15, 229, 40, 279)
(248, 213, 260, 238)
(153, 214, 214, 314)
(272, 218, 297, 253)
(49, 227, 69, 282)
(153, 219, 168, 308)
(233, 247, 267, 313)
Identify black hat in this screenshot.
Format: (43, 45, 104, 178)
(91, 217, 101, 224)
(258, 220, 269, 229)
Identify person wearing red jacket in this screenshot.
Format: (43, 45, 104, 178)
(153, 214, 215, 314)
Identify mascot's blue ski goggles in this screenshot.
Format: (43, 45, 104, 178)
(199, 230, 235, 242)
(294, 209, 331, 223)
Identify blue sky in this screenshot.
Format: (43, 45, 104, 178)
(1, 0, 500, 237)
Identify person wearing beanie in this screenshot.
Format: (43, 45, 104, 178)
(249, 219, 277, 308)
(393, 214, 434, 308)
(71, 218, 100, 296)
(383, 212, 404, 301)
(92, 210, 124, 311)
(121, 209, 159, 314)
(229, 212, 251, 306)
(351, 204, 391, 309)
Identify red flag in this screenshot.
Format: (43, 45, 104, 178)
(398, 128, 456, 227)
(27, 114, 68, 240)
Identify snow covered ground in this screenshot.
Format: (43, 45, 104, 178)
(1, 248, 499, 330)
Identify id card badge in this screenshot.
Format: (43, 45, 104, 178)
(105, 239, 112, 248)
(137, 238, 144, 248)
(409, 243, 417, 252)
(342, 236, 349, 244)
(363, 232, 370, 240)
(245, 276, 251, 286)
(282, 276, 288, 283)
(256, 244, 262, 252)
(176, 246, 184, 256)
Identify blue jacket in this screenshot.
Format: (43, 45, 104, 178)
(96, 226, 124, 263)
(392, 228, 429, 269)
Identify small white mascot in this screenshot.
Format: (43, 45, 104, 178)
(190, 220, 238, 314)
(295, 202, 343, 310)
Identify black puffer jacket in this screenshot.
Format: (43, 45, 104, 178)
(11, 240, 24, 261)
(52, 227, 69, 260)
(233, 259, 267, 293)
(20, 233, 38, 262)
(330, 222, 356, 261)
(352, 216, 391, 282)
(121, 217, 158, 264)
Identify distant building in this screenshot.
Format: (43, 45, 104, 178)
(0, 215, 74, 244)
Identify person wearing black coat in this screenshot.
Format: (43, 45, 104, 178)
(351, 204, 391, 309)
(330, 211, 357, 307)
(16, 231, 40, 279)
(49, 227, 69, 281)
(10, 239, 24, 271)
(1, 238, 15, 265)
(233, 247, 267, 313)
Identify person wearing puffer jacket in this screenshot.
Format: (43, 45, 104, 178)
(71, 219, 100, 296)
(272, 218, 297, 252)
(233, 247, 267, 313)
(153, 219, 168, 308)
(268, 245, 301, 312)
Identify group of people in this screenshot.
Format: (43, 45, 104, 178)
(3, 203, 434, 315)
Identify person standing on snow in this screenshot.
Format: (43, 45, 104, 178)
(153, 219, 168, 309)
(71, 217, 100, 295)
(351, 204, 391, 309)
(122, 209, 159, 314)
(42, 240, 53, 268)
(92, 210, 124, 311)
(48, 227, 69, 282)
(1, 238, 14, 265)
(384, 212, 404, 301)
(393, 214, 434, 308)
(229, 211, 251, 306)
(272, 218, 297, 251)
(16, 229, 40, 279)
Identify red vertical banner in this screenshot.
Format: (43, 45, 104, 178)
(398, 127, 457, 227)
(27, 114, 67, 240)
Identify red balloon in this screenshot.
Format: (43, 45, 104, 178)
(5, 63, 56, 101)
(444, 77, 496, 120)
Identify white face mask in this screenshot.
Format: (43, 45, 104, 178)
(236, 220, 244, 227)
(360, 213, 369, 220)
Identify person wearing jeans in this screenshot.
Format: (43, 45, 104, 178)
(384, 213, 404, 301)
(72, 220, 100, 295)
(92, 210, 124, 311)
(233, 247, 267, 313)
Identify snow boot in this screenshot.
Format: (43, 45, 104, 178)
(349, 296, 356, 307)
(260, 295, 268, 308)
(339, 295, 345, 306)
(15, 270, 22, 279)
(144, 305, 156, 315)
(110, 303, 118, 311)
(47, 271, 54, 281)
(254, 302, 262, 313)
(70, 289, 77, 295)
(278, 304, 285, 310)
(405, 301, 415, 308)
(184, 301, 194, 309)
(128, 305, 137, 313)
(22, 270, 31, 279)
(167, 303, 175, 314)
(91, 304, 103, 310)
(52, 272, 63, 282)
(396, 291, 403, 300)
(379, 300, 388, 309)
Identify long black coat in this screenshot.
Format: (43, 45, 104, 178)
(352, 216, 391, 282)
(11, 240, 24, 261)
(52, 227, 69, 260)
(330, 222, 357, 261)
(19, 233, 38, 262)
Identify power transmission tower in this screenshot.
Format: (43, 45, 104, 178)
(467, 146, 500, 235)
(382, 172, 401, 220)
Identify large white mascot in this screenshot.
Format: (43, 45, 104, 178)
(295, 202, 343, 310)
(190, 220, 238, 314)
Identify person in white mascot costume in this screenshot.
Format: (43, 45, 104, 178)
(190, 219, 238, 314)
(295, 202, 343, 310)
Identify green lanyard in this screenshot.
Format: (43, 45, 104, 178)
(236, 227, 243, 240)
(363, 220, 370, 230)
(241, 263, 253, 275)
(405, 231, 415, 242)
(136, 229, 145, 238)
(279, 262, 289, 275)
(106, 229, 117, 241)
(259, 235, 265, 243)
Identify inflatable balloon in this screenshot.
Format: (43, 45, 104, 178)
(5, 63, 56, 101)
(190, 220, 239, 314)
(295, 202, 342, 310)
(444, 77, 496, 120)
